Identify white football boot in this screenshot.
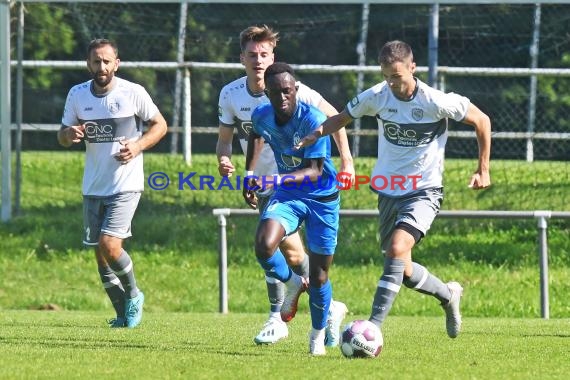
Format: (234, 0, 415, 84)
(442, 281, 463, 338)
(309, 328, 326, 356)
(324, 300, 348, 347)
(280, 274, 308, 322)
(254, 315, 289, 345)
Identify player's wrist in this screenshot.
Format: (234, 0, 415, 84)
(65, 127, 74, 144)
(314, 126, 324, 138)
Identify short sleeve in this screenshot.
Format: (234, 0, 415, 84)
(218, 86, 236, 126)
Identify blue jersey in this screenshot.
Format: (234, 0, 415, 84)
(252, 101, 338, 199)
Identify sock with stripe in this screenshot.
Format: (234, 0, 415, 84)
(369, 257, 405, 328)
(98, 265, 126, 317)
(265, 275, 285, 313)
(108, 249, 139, 299)
(403, 262, 451, 303)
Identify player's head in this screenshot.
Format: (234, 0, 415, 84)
(264, 62, 298, 123)
(378, 40, 417, 100)
(239, 25, 278, 86)
(86, 38, 120, 90)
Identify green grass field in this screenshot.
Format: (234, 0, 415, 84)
(1, 311, 568, 380)
(0, 152, 569, 378)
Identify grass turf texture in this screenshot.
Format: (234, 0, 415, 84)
(0, 152, 569, 377)
(0, 311, 568, 380)
(1, 152, 569, 316)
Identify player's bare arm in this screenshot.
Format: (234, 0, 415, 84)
(57, 124, 85, 148)
(243, 131, 265, 209)
(280, 157, 324, 185)
(463, 103, 491, 189)
(316, 98, 355, 182)
(295, 110, 353, 150)
(115, 112, 167, 165)
(216, 125, 236, 177)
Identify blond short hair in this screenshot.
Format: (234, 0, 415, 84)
(239, 25, 279, 52)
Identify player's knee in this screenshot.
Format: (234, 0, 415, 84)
(282, 248, 305, 266)
(387, 240, 409, 257)
(254, 240, 276, 260)
(98, 234, 123, 259)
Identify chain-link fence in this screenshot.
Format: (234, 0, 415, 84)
(4, 1, 570, 214)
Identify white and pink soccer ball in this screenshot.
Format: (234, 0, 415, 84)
(340, 319, 383, 358)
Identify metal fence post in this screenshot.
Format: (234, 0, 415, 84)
(1, 0, 12, 222)
(213, 208, 230, 314)
(213, 208, 570, 316)
(535, 211, 550, 319)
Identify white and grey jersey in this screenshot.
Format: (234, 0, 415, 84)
(346, 78, 470, 197)
(61, 77, 159, 196)
(218, 76, 324, 177)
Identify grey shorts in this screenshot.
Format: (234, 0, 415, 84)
(82, 192, 141, 246)
(377, 188, 443, 250)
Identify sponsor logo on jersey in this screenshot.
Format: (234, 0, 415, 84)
(382, 120, 446, 147)
(84, 107, 93, 111)
(84, 120, 117, 143)
(240, 107, 251, 112)
(82, 117, 137, 144)
(281, 154, 302, 168)
(388, 108, 397, 113)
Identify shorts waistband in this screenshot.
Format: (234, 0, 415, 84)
(314, 191, 339, 203)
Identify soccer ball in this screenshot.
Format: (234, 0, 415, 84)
(340, 320, 383, 358)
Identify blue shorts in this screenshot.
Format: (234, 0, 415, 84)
(260, 191, 339, 255)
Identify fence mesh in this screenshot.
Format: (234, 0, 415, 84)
(6, 1, 570, 211)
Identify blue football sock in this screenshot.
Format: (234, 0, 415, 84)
(309, 280, 332, 330)
(257, 249, 292, 283)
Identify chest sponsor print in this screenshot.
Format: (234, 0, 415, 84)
(81, 116, 138, 143)
(382, 120, 446, 147)
(281, 154, 302, 168)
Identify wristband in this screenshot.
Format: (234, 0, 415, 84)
(246, 170, 254, 177)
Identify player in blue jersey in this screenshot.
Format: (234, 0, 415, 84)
(217, 25, 350, 346)
(296, 40, 492, 340)
(243, 62, 340, 356)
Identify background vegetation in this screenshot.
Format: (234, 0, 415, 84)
(1, 153, 569, 318)
(8, 2, 570, 159)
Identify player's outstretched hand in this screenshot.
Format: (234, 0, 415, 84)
(294, 127, 323, 150)
(468, 170, 491, 190)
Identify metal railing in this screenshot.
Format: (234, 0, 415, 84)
(212, 208, 570, 318)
